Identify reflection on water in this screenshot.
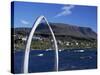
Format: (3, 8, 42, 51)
(13, 48, 97, 74)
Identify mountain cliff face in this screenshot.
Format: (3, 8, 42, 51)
(52, 23, 97, 39)
(14, 23, 97, 40)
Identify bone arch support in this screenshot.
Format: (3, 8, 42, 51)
(23, 16, 59, 73)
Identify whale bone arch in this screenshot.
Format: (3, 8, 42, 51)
(23, 16, 59, 73)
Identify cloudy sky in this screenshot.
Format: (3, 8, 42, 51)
(12, 1, 97, 32)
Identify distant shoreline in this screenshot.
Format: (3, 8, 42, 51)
(14, 48, 97, 52)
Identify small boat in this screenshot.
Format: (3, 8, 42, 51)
(37, 53, 44, 56)
(79, 50, 84, 52)
(74, 49, 85, 53)
(59, 49, 65, 52)
(59, 49, 62, 52)
(46, 48, 52, 51)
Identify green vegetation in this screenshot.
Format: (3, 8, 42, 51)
(14, 36, 97, 50)
(30, 40, 52, 50)
(13, 24, 97, 50)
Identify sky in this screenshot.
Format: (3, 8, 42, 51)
(12, 1, 97, 32)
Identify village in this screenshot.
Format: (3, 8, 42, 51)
(13, 34, 97, 50)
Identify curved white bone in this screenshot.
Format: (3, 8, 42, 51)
(23, 16, 59, 73)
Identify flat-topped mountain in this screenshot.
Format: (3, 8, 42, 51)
(14, 22, 97, 40)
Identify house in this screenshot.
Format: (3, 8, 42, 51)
(22, 36, 27, 41)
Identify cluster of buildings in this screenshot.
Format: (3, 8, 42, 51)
(13, 34, 96, 50)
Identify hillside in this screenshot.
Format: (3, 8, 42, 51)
(14, 22, 97, 40)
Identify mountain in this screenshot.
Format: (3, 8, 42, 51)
(14, 23, 97, 40)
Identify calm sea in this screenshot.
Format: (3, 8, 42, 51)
(13, 48, 97, 74)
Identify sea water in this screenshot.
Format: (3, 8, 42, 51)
(13, 48, 97, 74)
